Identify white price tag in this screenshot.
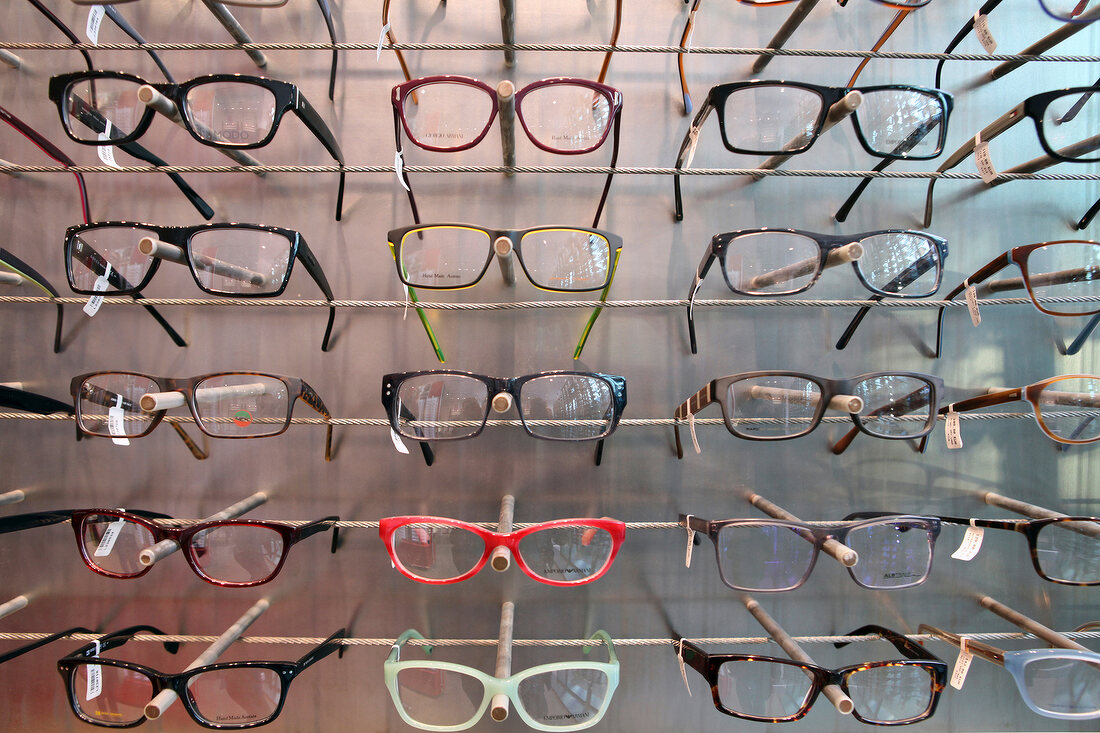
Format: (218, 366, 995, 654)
(402, 283, 410, 321)
(395, 150, 410, 191)
(98, 120, 120, 168)
(974, 13, 997, 54)
(676, 639, 693, 697)
(683, 127, 700, 169)
(390, 428, 410, 454)
(945, 407, 963, 450)
(86, 641, 102, 701)
(83, 262, 112, 317)
(86, 6, 105, 45)
(950, 642, 973, 690)
(93, 517, 127, 557)
(964, 283, 981, 326)
(687, 411, 701, 455)
(683, 518, 695, 568)
(377, 23, 391, 60)
(108, 394, 130, 447)
(951, 523, 984, 561)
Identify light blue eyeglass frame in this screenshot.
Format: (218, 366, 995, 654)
(384, 629, 620, 731)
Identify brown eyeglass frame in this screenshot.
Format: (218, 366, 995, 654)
(70, 371, 333, 461)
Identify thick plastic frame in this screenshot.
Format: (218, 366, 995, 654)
(378, 515, 626, 586)
(384, 629, 619, 732)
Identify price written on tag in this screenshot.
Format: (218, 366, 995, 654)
(945, 409, 963, 450)
(86, 641, 102, 701)
(394, 150, 410, 191)
(684, 524, 695, 568)
(974, 13, 997, 54)
(98, 120, 120, 168)
(974, 137, 998, 184)
(86, 6, 105, 45)
(965, 284, 981, 326)
(108, 394, 130, 446)
(951, 525, 984, 561)
(83, 262, 112, 317)
(377, 23, 390, 60)
(93, 517, 127, 557)
(950, 646, 973, 690)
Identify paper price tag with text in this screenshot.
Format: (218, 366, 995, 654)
(950, 643, 973, 690)
(965, 283, 981, 326)
(86, 641, 102, 701)
(945, 408, 963, 450)
(93, 517, 128, 557)
(951, 523, 984, 561)
(390, 428, 410, 454)
(395, 150, 410, 191)
(974, 13, 997, 53)
(83, 262, 112, 317)
(86, 6, 105, 45)
(974, 132, 998, 184)
(98, 120, 120, 168)
(108, 394, 130, 446)
(377, 23, 390, 60)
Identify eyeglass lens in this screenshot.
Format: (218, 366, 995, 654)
(843, 665, 937, 722)
(1024, 242, 1100, 315)
(517, 84, 612, 152)
(181, 82, 277, 147)
(1041, 91, 1100, 161)
(854, 89, 945, 158)
(516, 668, 611, 726)
(79, 513, 152, 577)
(1020, 656, 1100, 716)
(184, 667, 283, 725)
(187, 524, 286, 583)
(395, 667, 483, 727)
(69, 226, 156, 293)
(402, 82, 496, 151)
(853, 375, 934, 438)
(71, 663, 152, 725)
(722, 85, 824, 155)
(1033, 518, 1100, 583)
(725, 375, 824, 439)
(1034, 377, 1100, 442)
(63, 77, 144, 142)
(716, 659, 814, 719)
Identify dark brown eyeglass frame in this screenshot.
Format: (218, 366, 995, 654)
(676, 625, 947, 724)
(70, 371, 333, 461)
(933, 240, 1100, 358)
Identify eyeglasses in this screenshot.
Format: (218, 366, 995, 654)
(392, 76, 623, 229)
(674, 371, 943, 457)
(922, 86, 1100, 229)
(932, 241, 1100, 358)
(935, 515, 1100, 585)
(675, 0, 932, 115)
(385, 628, 619, 731)
(686, 229, 948, 353)
(0, 627, 96, 666)
(676, 625, 947, 724)
(64, 222, 337, 351)
(1, 247, 66, 353)
(387, 224, 623, 361)
(382, 370, 627, 465)
(919, 624, 1100, 720)
(57, 625, 346, 729)
(379, 516, 625, 585)
(70, 371, 333, 461)
(382, 0, 621, 87)
(681, 514, 940, 592)
(0, 508, 340, 587)
(928, 374, 1100, 447)
(673, 80, 952, 220)
(0, 384, 74, 418)
(48, 71, 345, 220)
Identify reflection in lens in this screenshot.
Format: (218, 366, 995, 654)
(398, 227, 492, 288)
(845, 519, 933, 589)
(726, 375, 821, 438)
(518, 84, 612, 152)
(72, 663, 152, 726)
(715, 522, 816, 591)
(187, 667, 282, 726)
(78, 373, 158, 438)
(856, 89, 945, 159)
(188, 228, 291, 296)
(395, 374, 489, 440)
(1040, 0, 1097, 21)
(1034, 377, 1100, 443)
(81, 514, 154, 577)
(183, 82, 276, 147)
(193, 374, 289, 437)
(517, 668, 610, 727)
(1041, 89, 1100, 162)
(518, 375, 613, 440)
(64, 77, 145, 143)
(845, 664, 934, 723)
(1020, 654, 1100, 717)
(1034, 519, 1100, 583)
(396, 667, 483, 727)
(1024, 241, 1100, 315)
(716, 659, 814, 719)
(856, 233, 940, 296)
(402, 82, 495, 151)
(518, 525, 614, 583)
(854, 375, 933, 438)
(723, 231, 820, 295)
(520, 230, 611, 291)
(188, 524, 285, 584)
(722, 84, 823, 154)
(390, 523, 485, 581)
(68, 226, 156, 294)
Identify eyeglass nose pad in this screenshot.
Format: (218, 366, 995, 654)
(491, 392, 513, 414)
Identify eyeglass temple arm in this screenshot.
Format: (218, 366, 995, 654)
(913, 387, 1022, 451)
(917, 624, 1004, 667)
(293, 90, 345, 221)
(392, 106, 422, 225)
(313, 0, 338, 101)
(834, 624, 942, 663)
(836, 246, 943, 349)
(670, 634, 710, 677)
(0, 626, 96, 665)
(71, 625, 180, 659)
(934, 515, 1027, 533)
(295, 515, 341, 554)
(388, 629, 432, 663)
(991, 132, 1100, 189)
(846, 8, 911, 87)
(676, 0, 703, 116)
(596, 0, 624, 86)
(0, 386, 73, 417)
(394, 404, 436, 466)
(385, 242, 444, 362)
(573, 245, 622, 360)
(0, 509, 80, 534)
(296, 627, 347, 669)
(294, 236, 337, 352)
(678, 513, 710, 539)
(24, 0, 94, 72)
(1065, 313, 1100, 355)
(591, 107, 622, 229)
(583, 630, 618, 664)
(673, 383, 714, 459)
(380, 0, 415, 85)
(752, 0, 823, 74)
(935, 0, 1005, 88)
(101, 6, 176, 84)
(0, 249, 67, 352)
(673, 97, 714, 221)
(932, 252, 1012, 358)
(298, 379, 334, 462)
(687, 249, 718, 355)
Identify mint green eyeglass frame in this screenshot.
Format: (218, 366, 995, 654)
(384, 629, 620, 731)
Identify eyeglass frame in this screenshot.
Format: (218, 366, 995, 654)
(680, 513, 941, 592)
(57, 625, 347, 729)
(387, 223, 623, 362)
(392, 75, 623, 229)
(379, 515, 625, 586)
(384, 628, 619, 732)
(686, 228, 948, 354)
(64, 221, 337, 352)
(48, 71, 346, 220)
(673, 80, 953, 221)
(0, 246, 66, 353)
(673, 370, 945, 457)
(70, 370, 333, 461)
(932, 240, 1100, 359)
(675, 624, 947, 725)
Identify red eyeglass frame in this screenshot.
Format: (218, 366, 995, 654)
(379, 516, 626, 586)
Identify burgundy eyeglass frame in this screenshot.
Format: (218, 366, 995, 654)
(379, 515, 626, 586)
(69, 509, 340, 587)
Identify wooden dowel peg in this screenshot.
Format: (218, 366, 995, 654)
(747, 494, 859, 568)
(989, 6, 1100, 81)
(139, 237, 268, 287)
(0, 489, 26, 506)
(0, 382, 23, 389)
(499, 0, 517, 68)
(748, 242, 863, 291)
(978, 595, 1092, 653)
(140, 391, 186, 412)
(981, 492, 1100, 539)
(0, 49, 23, 70)
(490, 601, 515, 721)
(0, 157, 20, 177)
(755, 92, 862, 176)
(491, 495, 516, 572)
(0, 594, 29, 620)
(140, 382, 270, 413)
(493, 236, 517, 286)
(0, 272, 25, 286)
(491, 392, 514, 414)
(748, 385, 864, 416)
(752, 0, 822, 73)
(743, 596, 854, 715)
(139, 491, 268, 567)
(144, 598, 271, 720)
(497, 81, 517, 176)
(201, 1, 268, 69)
